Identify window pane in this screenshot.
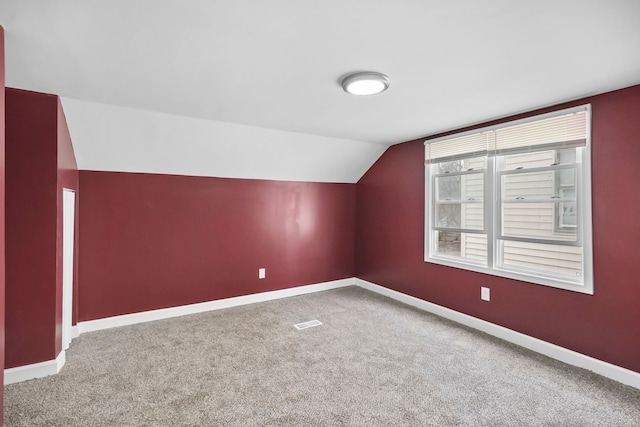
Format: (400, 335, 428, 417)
(461, 173, 484, 202)
(437, 156, 485, 174)
(436, 202, 484, 231)
(436, 231, 487, 263)
(436, 175, 461, 200)
(503, 169, 576, 200)
(435, 170, 485, 231)
(438, 159, 466, 174)
(504, 150, 556, 170)
(462, 202, 484, 230)
(503, 148, 576, 170)
(557, 147, 576, 165)
(436, 203, 461, 228)
(436, 172, 484, 202)
(500, 240, 582, 278)
(502, 202, 577, 242)
(503, 170, 554, 199)
(559, 201, 577, 228)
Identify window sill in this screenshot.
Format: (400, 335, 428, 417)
(424, 255, 593, 295)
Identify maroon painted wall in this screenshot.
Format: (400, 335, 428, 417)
(5, 89, 58, 368)
(5, 88, 78, 369)
(78, 171, 355, 321)
(1, 25, 6, 425)
(356, 84, 640, 374)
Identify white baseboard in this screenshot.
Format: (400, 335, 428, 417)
(78, 277, 355, 334)
(7, 277, 638, 391)
(5, 350, 66, 385)
(5, 278, 354, 385)
(355, 278, 640, 390)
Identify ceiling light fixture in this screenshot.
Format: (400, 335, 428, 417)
(341, 72, 390, 96)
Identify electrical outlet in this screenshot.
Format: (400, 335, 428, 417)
(481, 287, 490, 301)
(259, 268, 266, 279)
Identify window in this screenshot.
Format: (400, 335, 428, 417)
(425, 106, 593, 294)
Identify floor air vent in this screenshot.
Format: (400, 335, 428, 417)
(294, 319, 322, 330)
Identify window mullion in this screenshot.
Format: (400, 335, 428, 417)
(487, 156, 496, 269)
(575, 159, 584, 246)
(429, 164, 436, 257)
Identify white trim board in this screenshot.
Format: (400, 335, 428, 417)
(5, 350, 66, 385)
(355, 278, 640, 390)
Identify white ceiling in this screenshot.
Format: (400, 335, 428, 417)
(1, 0, 640, 145)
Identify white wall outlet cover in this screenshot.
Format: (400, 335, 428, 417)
(481, 287, 490, 301)
(259, 268, 266, 279)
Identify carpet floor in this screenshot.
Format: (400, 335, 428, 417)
(5, 286, 640, 426)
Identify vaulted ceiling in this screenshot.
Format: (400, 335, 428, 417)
(1, 1, 639, 180)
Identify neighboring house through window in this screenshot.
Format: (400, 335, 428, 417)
(425, 105, 593, 294)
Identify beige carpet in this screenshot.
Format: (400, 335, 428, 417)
(5, 286, 640, 426)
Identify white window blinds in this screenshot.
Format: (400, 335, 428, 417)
(494, 111, 587, 155)
(426, 132, 492, 163)
(425, 107, 588, 162)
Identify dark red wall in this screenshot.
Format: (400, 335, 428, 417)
(356, 84, 640, 374)
(5, 88, 78, 368)
(78, 171, 355, 321)
(5, 89, 58, 368)
(1, 25, 6, 425)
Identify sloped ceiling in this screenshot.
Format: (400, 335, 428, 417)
(1, 1, 640, 181)
(60, 98, 386, 183)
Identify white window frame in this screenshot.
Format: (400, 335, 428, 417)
(425, 105, 593, 294)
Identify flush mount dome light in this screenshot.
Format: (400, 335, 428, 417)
(341, 71, 390, 95)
